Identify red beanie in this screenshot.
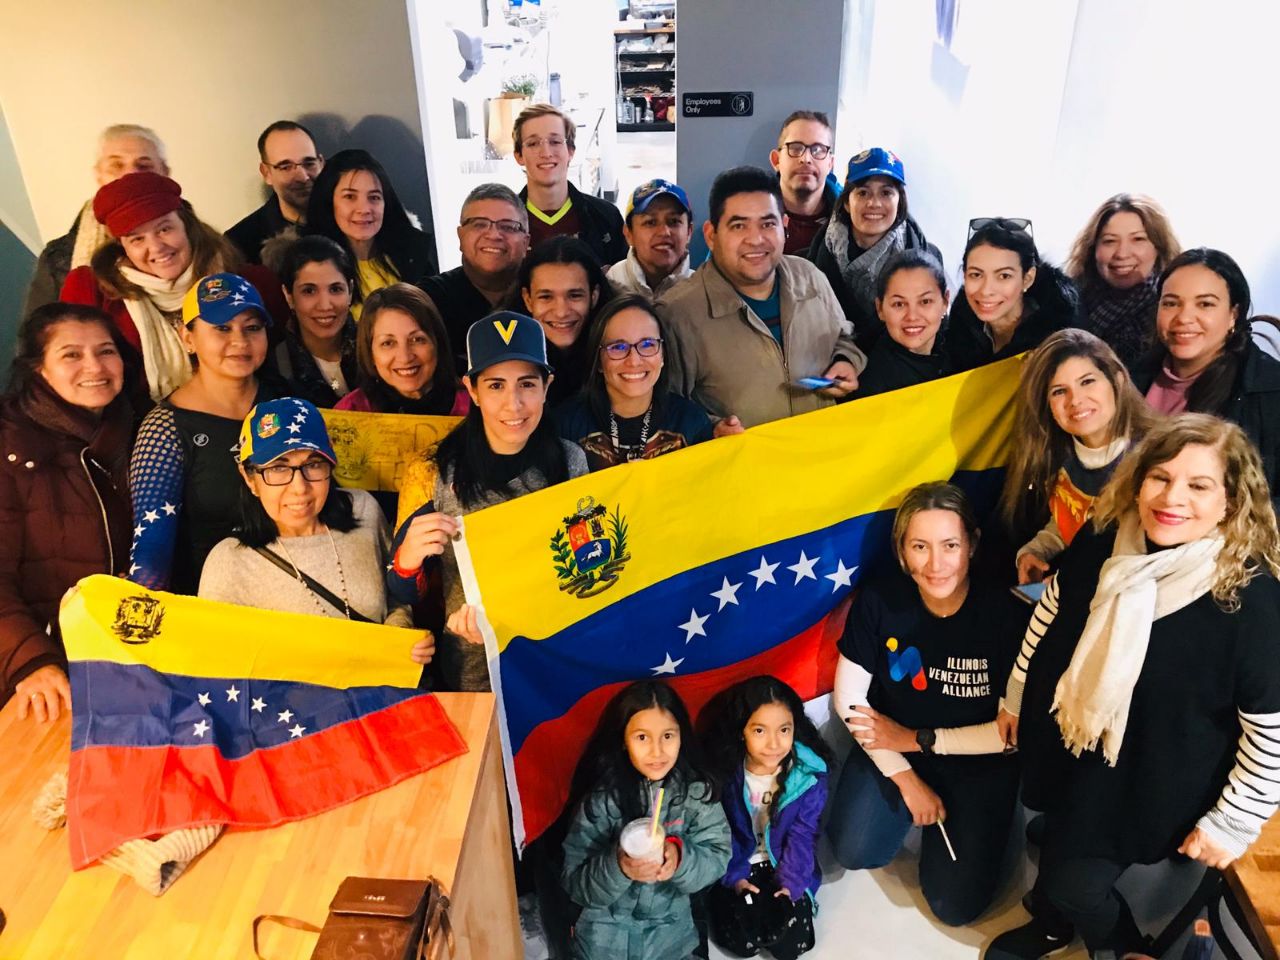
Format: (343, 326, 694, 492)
(93, 172, 184, 237)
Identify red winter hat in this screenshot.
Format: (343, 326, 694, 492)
(93, 171, 184, 237)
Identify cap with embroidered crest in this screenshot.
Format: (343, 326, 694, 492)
(845, 147, 906, 186)
(181, 273, 272, 328)
(465, 311, 550, 378)
(237, 397, 335, 467)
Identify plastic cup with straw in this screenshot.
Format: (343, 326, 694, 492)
(620, 786, 666, 864)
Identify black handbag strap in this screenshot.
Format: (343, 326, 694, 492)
(254, 546, 376, 624)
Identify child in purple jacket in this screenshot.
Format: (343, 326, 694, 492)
(707, 675, 830, 959)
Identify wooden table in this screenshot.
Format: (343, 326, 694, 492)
(1226, 813, 1280, 960)
(0, 693, 521, 960)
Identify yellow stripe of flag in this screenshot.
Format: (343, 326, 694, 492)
(61, 576, 422, 689)
(461, 359, 1021, 652)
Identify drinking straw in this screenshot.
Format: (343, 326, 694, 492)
(650, 786, 665, 839)
(937, 820, 957, 862)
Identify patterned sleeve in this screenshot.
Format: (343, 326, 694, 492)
(1001, 572, 1061, 717)
(128, 407, 186, 591)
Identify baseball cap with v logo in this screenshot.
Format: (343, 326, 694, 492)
(465, 310, 551, 378)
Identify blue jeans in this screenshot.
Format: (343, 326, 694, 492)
(826, 745, 1019, 926)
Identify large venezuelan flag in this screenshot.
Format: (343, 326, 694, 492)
(62, 575, 468, 868)
(456, 359, 1021, 849)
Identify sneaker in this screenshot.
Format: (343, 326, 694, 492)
(984, 917, 1076, 959)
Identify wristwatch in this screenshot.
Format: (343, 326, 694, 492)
(916, 728, 937, 755)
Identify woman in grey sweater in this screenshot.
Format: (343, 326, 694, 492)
(199, 397, 431, 665)
(388, 312, 587, 691)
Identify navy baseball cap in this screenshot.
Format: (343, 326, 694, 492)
(237, 398, 336, 467)
(846, 147, 905, 186)
(626, 178, 692, 219)
(465, 311, 550, 378)
(182, 272, 271, 327)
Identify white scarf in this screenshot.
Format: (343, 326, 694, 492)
(118, 262, 196, 402)
(69, 200, 114, 270)
(1052, 514, 1221, 764)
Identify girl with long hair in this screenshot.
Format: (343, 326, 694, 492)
(705, 675, 829, 960)
(561, 680, 730, 960)
(387, 312, 586, 690)
(1000, 329, 1157, 583)
(992, 415, 1280, 958)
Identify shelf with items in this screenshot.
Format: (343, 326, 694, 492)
(614, 17, 675, 132)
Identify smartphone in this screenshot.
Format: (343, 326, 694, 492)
(1010, 581, 1047, 605)
(794, 376, 836, 390)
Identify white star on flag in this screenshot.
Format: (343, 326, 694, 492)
(128, 563, 139, 575)
(277, 709, 294, 724)
(226, 685, 240, 702)
(651, 652, 685, 675)
(749, 555, 779, 589)
(232, 292, 246, 304)
(710, 577, 742, 610)
(251, 697, 266, 713)
(787, 551, 820, 584)
(825, 560, 858, 592)
(679, 608, 709, 643)
(161, 502, 177, 515)
(133, 524, 144, 536)
(192, 720, 209, 738)
(143, 509, 159, 523)
(197, 692, 211, 707)
(288, 724, 306, 738)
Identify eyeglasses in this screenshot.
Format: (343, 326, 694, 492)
(968, 217, 1034, 240)
(254, 460, 333, 486)
(601, 337, 663, 360)
(782, 141, 833, 160)
(521, 136, 567, 152)
(268, 157, 323, 175)
(460, 216, 527, 235)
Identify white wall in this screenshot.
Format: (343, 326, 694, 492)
(838, 0, 1280, 313)
(0, 0, 433, 245)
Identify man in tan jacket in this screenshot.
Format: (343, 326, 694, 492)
(657, 166, 866, 429)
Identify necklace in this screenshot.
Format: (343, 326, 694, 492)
(276, 527, 352, 620)
(609, 405, 653, 461)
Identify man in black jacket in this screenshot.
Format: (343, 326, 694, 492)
(225, 121, 324, 265)
(513, 103, 626, 267)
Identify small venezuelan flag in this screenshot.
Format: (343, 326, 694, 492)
(62, 576, 468, 869)
(456, 358, 1022, 849)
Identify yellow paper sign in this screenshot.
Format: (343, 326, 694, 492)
(319, 409, 461, 492)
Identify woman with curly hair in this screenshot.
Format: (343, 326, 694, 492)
(988, 415, 1280, 959)
(1064, 193, 1180, 371)
(1000, 329, 1157, 584)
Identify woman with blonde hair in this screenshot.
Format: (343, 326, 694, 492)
(987, 415, 1280, 959)
(61, 172, 286, 403)
(1000, 329, 1157, 584)
(1065, 193, 1180, 371)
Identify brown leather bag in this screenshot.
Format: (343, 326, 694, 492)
(254, 876, 454, 960)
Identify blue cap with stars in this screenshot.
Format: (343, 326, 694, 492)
(236, 397, 336, 467)
(182, 272, 272, 327)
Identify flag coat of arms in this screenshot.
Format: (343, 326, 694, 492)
(455, 360, 1021, 848)
(62, 575, 468, 868)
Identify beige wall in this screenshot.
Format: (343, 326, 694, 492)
(0, 0, 433, 245)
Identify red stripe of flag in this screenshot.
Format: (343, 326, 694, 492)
(68, 694, 467, 868)
(512, 597, 849, 846)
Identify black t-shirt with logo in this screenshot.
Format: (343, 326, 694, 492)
(838, 572, 1028, 732)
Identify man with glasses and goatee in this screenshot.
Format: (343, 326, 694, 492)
(769, 110, 839, 255)
(226, 120, 325, 265)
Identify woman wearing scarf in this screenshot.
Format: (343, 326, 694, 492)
(986, 415, 1280, 960)
(1064, 194, 1181, 372)
(60, 172, 286, 404)
(808, 147, 942, 353)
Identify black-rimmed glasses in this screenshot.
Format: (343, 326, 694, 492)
(460, 216, 527, 235)
(255, 460, 333, 486)
(782, 141, 833, 160)
(601, 337, 663, 361)
(268, 157, 323, 175)
(968, 217, 1033, 239)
